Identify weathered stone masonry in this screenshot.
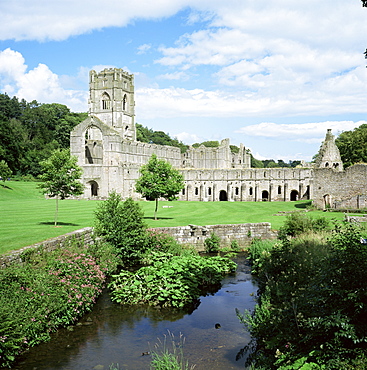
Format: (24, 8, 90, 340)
(70, 68, 367, 210)
(0, 223, 276, 268)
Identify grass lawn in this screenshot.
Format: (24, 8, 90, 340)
(0, 181, 347, 254)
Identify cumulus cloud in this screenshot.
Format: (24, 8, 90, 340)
(236, 121, 366, 142)
(174, 131, 202, 144)
(0, 48, 87, 111)
(0, 0, 199, 41)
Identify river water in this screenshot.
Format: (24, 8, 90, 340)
(13, 254, 257, 370)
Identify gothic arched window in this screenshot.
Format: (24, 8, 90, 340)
(102, 92, 111, 110)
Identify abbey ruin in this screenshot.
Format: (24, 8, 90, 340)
(70, 68, 367, 210)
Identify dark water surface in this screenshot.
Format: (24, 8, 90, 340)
(13, 255, 257, 370)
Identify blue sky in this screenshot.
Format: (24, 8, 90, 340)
(0, 0, 366, 162)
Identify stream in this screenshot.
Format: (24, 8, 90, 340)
(13, 254, 257, 370)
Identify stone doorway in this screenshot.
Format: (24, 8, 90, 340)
(89, 181, 99, 197)
(290, 190, 299, 201)
(219, 190, 228, 201)
(262, 190, 269, 201)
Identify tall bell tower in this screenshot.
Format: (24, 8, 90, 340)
(89, 68, 136, 140)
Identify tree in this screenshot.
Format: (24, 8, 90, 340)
(135, 154, 184, 220)
(0, 160, 12, 184)
(335, 124, 367, 167)
(94, 192, 148, 264)
(38, 149, 84, 226)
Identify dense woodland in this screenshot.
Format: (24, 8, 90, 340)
(0, 92, 365, 178)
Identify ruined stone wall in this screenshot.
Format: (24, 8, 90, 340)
(313, 164, 367, 209)
(179, 167, 313, 202)
(0, 223, 276, 267)
(0, 228, 94, 269)
(149, 223, 277, 251)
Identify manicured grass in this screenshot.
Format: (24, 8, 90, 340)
(0, 181, 347, 254)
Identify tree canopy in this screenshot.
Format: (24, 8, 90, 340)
(135, 154, 184, 220)
(38, 149, 84, 226)
(0, 93, 87, 177)
(335, 123, 367, 168)
(136, 123, 188, 153)
(94, 192, 148, 265)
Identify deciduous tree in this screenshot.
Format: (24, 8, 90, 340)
(136, 154, 184, 220)
(0, 160, 12, 184)
(38, 149, 84, 226)
(94, 192, 148, 264)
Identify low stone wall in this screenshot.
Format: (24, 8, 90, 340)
(0, 223, 277, 267)
(149, 223, 277, 251)
(0, 227, 94, 269)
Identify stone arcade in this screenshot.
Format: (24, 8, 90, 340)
(70, 68, 367, 209)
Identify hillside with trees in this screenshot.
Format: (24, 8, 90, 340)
(0, 93, 87, 177)
(335, 123, 367, 168)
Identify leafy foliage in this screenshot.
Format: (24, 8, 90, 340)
(94, 192, 148, 265)
(0, 160, 12, 182)
(0, 93, 86, 176)
(136, 154, 184, 220)
(136, 123, 187, 153)
(277, 212, 330, 241)
(204, 232, 221, 253)
(335, 123, 367, 167)
(0, 240, 117, 368)
(38, 148, 84, 226)
(110, 254, 236, 308)
(241, 223, 367, 369)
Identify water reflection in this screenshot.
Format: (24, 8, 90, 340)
(13, 254, 256, 370)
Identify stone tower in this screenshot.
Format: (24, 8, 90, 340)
(89, 68, 136, 140)
(314, 129, 343, 171)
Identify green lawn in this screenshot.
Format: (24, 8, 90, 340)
(0, 181, 347, 254)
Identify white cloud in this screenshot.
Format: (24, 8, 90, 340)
(157, 71, 189, 80)
(0, 48, 87, 111)
(0, 0, 198, 41)
(137, 44, 151, 54)
(236, 121, 366, 142)
(174, 131, 202, 144)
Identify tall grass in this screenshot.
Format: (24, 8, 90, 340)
(0, 181, 346, 253)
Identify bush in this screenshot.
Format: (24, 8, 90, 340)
(204, 232, 220, 253)
(277, 213, 330, 241)
(94, 192, 148, 265)
(109, 255, 236, 308)
(0, 241, 112, 368)
(240, 224, 367, 369)
(230, 239, 240, 252)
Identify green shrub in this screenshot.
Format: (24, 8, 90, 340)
(0, 243, 110, 368)
(278, 213, 330, 241)
(204, 232, 220, 253)
(94, 192, 148, 265)
(230, 239, 240, 252)
(109, 255, 236, 308)
(240, 224, 367, 369)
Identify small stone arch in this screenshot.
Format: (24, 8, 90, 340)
(89, 181, 99, 197)
(219, 190, 228, 201)
(262, 190, 269, 201)
(323, 194, 331, 209)
(290, 190, 299, 201)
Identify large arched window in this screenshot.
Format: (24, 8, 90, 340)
(102, 92, 111, 110)
(85, 126, 103, 164)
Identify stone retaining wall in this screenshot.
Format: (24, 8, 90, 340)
(0, 223, 277, 267)
(149, 223, 277, 251)
(0, 227, 94, 269)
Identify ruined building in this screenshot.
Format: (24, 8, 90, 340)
(70, 68, 367, 209)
